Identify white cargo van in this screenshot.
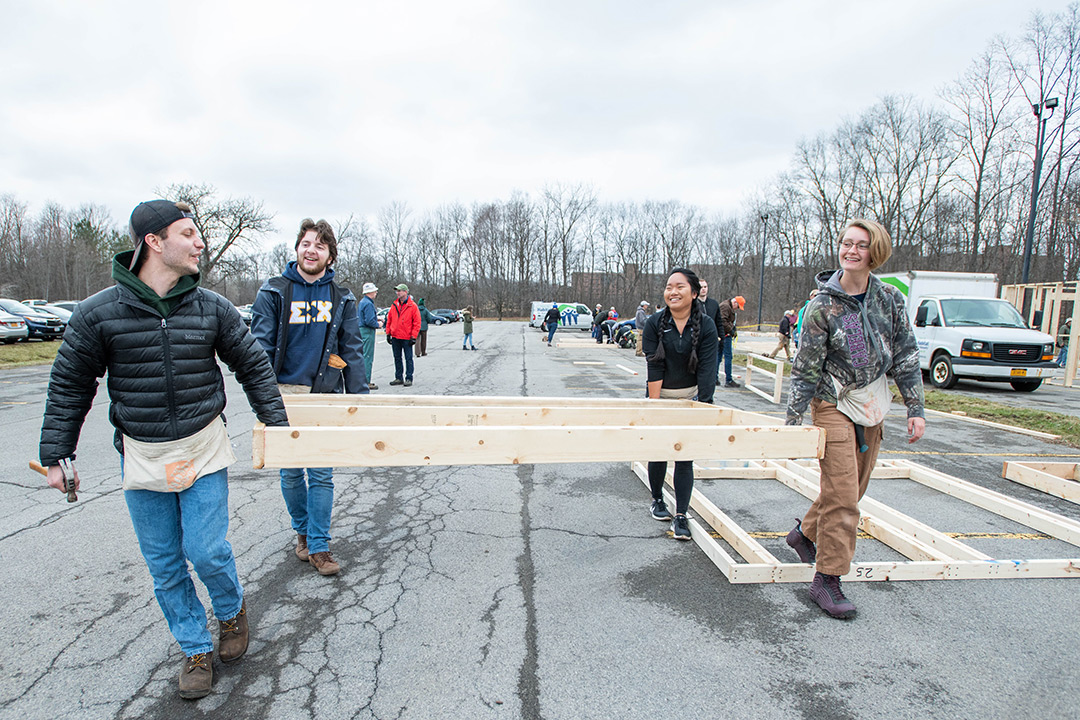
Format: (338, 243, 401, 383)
(878, 271, 1057, 391)
(529, 302, 594, 330)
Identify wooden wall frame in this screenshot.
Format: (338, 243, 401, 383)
(254, 395, 825, 469)
(743, 353, 785, 404)
(1001, 280, 1078, 386)
(633, 458, 1080, 583)
(1003, 461, 1080, 504)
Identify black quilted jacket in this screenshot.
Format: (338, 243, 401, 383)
(39, 283, 288, 466)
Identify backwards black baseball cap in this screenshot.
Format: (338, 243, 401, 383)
(128, 200, 195, 270)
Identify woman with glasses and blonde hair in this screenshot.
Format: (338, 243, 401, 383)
(784, 219, 926, 619)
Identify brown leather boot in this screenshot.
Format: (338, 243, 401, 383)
(178, 651, 213, 700)
(218, 601, 248, 664)
(295, 534, 309, 562)
(309, 550, 341, 576)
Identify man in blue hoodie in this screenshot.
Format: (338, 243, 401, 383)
(251, 218, 368, 577)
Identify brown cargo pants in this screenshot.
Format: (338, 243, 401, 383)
(800, 399, 884, 577)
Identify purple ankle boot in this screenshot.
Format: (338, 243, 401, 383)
(785, 518, 816, 564)
(809, 572, 857, 619)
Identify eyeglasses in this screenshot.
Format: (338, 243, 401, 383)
(840, 240, 871, 252)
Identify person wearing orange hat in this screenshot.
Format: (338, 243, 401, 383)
(718, 295, 745, 387)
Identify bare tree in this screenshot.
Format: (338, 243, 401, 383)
(160, 183, 275, 278)
(541, 183, 596, 289)
(941, 47, 1025, 270)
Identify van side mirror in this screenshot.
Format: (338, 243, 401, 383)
(914, 306, 928, 327)
(1031, 310, 1043, 329)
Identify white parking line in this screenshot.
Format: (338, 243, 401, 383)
(616, 364, 638, 375)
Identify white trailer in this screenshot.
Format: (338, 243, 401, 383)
(878, 271, 1057, 392)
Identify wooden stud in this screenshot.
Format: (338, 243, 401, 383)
(923, 408, 1060, 440)
(258, 423, 825, 469)
(895, 459, 1080, 548)
(1002, 461, 1080, 504)
(283, 404, 737, 428)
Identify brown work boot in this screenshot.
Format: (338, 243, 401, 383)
(178, 651, 213, 700)
(218, 601, 248, 664)
(294, 534, 309, 562)
(309, 550, 341, 576)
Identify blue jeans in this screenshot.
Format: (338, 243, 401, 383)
(463, 332, 474, 348)
(280, 467, 334, 554)
(359, 326, 376, 383)
(1058, 344, 1069, 367)
(547, 323, 558, 343)
(124, 467, 242, 657)
(391, 337, 414, 380)
(722, 335, 734, 383)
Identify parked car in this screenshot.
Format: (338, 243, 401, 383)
(0, 310, 28, 343)
(432, 309, 460, 323)
(39, 304, 73, 323)
(45, 300, 79, 313)
(0, 299, 65, 340)
(235, 304, 253, 326)
(429, 312, 448, 326)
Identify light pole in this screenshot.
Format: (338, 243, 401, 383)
(1021, 96, 1058, 284)
(757, 213, 768, 331)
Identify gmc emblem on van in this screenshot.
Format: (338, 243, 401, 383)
(1009, 349, 1025, 355)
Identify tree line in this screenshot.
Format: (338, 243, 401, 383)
(3, 6, 1079, 324)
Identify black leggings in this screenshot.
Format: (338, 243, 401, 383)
(647, 460, 694, 515)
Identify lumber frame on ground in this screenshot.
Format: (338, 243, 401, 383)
(1002, 461, 1080, 504)
(743, 353, 784, 404)
(633, 458, 1080, 583)
(254, 395, 824, 468)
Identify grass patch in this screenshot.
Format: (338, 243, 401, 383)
(0, 340, 60, 368)
(922, 388, 1080, 448)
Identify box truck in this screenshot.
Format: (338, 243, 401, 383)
(878, 271, 1057, 392)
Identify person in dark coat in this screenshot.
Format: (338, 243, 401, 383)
(718, 295, 745, 387)
(251, 217, 368, 578)
(416, 298, 435, 357)
(543, 303, 561, 345)
(39, 199, 288, 700)
(642, 268, 718, 541)
(699, 279, 724, 382)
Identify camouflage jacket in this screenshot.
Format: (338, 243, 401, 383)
(786, 270, 924, 425)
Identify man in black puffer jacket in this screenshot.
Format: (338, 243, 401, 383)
(39, 199, 288, 701)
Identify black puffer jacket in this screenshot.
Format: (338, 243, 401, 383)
(40, 283, 288, 465)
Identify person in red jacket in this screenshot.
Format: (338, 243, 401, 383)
(385, 283, 420, 386)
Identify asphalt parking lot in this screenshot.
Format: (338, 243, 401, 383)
(2, 321, 1078, 720)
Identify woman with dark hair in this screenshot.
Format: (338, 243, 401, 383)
(642, 268, 719, 540)
(785, 218, 925, 620)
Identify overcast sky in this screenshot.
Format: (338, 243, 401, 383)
(2, 0, 1076, 245)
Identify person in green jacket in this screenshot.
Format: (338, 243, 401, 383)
(462, 306, 476, 350)
(416, 298, 435, 357)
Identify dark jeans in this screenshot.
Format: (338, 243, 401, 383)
(722, 335, 734, 382)
(547, 323, 557, 343)
(391, 337, 414, 381)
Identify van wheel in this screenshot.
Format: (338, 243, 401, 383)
(930, 354, 957, 389)
(1010, 379, 1042, 392)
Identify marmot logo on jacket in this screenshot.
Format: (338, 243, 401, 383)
(841, 313, 870, 368)
(290, 300, 333, 324)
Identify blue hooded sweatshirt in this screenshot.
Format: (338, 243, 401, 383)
(271, 262, 336, 386)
